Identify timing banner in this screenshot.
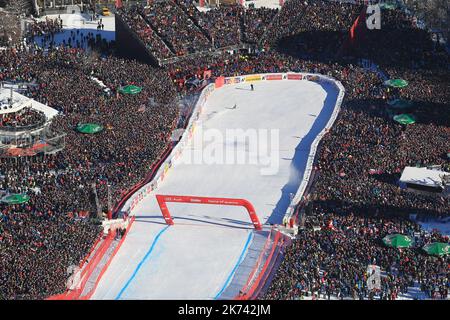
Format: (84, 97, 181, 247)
(245, 75, 262, 82)
(155, 194, 263, 230)
(287, 74, 302, 80)
(215, 76, 225, 88)
(265, 74, 283, 80)
(225, 76, 241, 85)
(306, 75, 320, 82)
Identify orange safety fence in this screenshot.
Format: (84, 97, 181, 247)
(235, 231, 282, 300)
(45, 219, 134, 300)
(79, 216, 135, 300)
(47, 232, 115, 300)
(239, 229, 274, 293)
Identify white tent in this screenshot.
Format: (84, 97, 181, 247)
(399, 166, 447, 190)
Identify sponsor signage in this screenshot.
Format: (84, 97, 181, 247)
(287, 74, 302, 80)
(224, 77, 242, 85)
(265, 74, 283, 80)
(245, 75, 262, 82)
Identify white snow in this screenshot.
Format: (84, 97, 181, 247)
(91, 79, 339, 300)
(400, 166, 447, 189)
(197, 0, 281, 10)
(244, 0, 282, 9)
(32, 13, 115, 49)
(0, 88, 58, 119)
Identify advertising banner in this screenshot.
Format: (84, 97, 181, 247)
(245, 75, 262, 82)
(215, 76, 225, 88)
(306, 75, 320, 82)
(265, 74, 283, 81)
(287, 74, 302, 80)
(225, 77, 241, 85)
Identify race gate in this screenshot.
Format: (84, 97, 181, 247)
(155, 194, 263, 230)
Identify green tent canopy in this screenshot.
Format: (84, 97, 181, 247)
(387, 99, 414, 109)
(384, 79, 409, 88)
(393, 114, 416, 125)
(383, 234, 413, 248)
(119, 85, 142, 95)
(1, 193, 30, 204)
(422, 242, 449, 256)
(76, 123, 104, 134)
(380, 3, 397, 10)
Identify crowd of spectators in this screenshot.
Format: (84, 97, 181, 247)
(117, 1, 279, 60)
(143, 0, 211, 56)
(0, 107, 46, 128)
(263, 0, 362, 48)
(264, 210, 448, 300)
(197, 5, 242, 48)
(0, 0, 448, 300)
(159, 2, 450, 300)
(351, 6, 450, 70)
(242, 7, 278, 44)
(0, 47, 178, 299)
(116, 5, 174, 61)
(27, 17, 63, 39)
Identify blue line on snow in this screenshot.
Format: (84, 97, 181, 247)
(115, 225, 170, 300)
(214, 231, 254, 299)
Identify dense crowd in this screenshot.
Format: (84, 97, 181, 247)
(27, 17, 63, 38)
(265, 211, 448, 300)
(143, 0, 211, 56)
(117, 1, 279, 60)
(242, 7, 278, 44)
(0, 47, 178, 299)
(197, 5, 242, 48)
(0, 0, 448, 300)
(0, 107, 46, 128)
(116, 5, 174, 61)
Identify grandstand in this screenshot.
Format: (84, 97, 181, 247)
(0, 86, 65, 157)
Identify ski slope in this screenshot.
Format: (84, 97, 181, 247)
(91, 78, 340, 300)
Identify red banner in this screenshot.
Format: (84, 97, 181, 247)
(266, 74, 283, 81)
(215, 76, 225, 89)
(287, 74, 302, 80)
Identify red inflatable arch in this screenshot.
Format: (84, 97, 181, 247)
(155, 194, 263, 230)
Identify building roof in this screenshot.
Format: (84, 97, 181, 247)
(0, 87, 58, 119)
(400, 166, 448, 189)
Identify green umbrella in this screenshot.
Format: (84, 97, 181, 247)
(380, 3, 397, 10)
(384, 79, 409, 88)
(422, 242, 449, 256)
(1, 193, 30, 204)
(76, 123, 104, 134)
(383, 234, 413, 248)
(393, 114, 416, 125)
(387, 99, 414, 109)
(119, 85, 142, 95)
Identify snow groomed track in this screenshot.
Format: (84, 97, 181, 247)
(90, 73, 344, 300)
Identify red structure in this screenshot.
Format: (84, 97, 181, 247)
(155, 195, 263, 230)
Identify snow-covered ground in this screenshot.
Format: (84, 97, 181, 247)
(32, 13, 115, 49)
(90, 79, 339, 300)
(244, 0, 282, 9)
(196, 0, 281, 11)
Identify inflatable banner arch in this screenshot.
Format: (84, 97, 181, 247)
(155, 194, 263, 230)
